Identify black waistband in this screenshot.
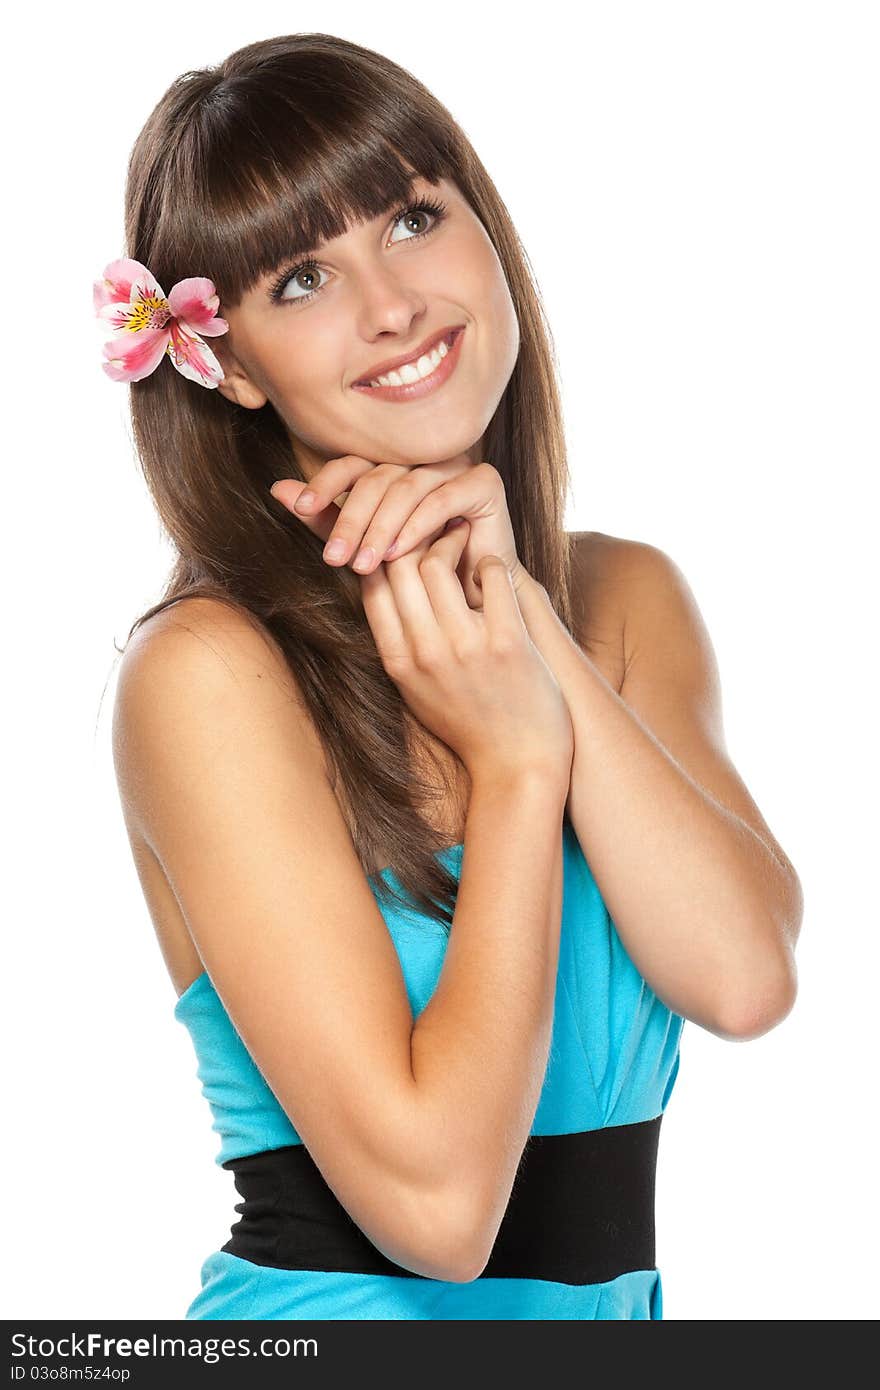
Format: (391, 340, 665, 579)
(220, 1114, 662, 1286)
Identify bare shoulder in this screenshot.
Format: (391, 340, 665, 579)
(118, 596, 301, 702)
(114, 595, 328, 790)
(601, 535, 722, 700)
(567, 530, 640, 693)
(568, 532, 699, 689)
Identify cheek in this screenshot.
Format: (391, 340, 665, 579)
(495, 285, 520, 368)
(267, 328, 345, 421)
(476, 251, 520, 374)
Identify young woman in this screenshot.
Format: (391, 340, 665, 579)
(104, 32, 802, 1320)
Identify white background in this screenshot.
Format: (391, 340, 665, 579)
(5, 1, 877, 1320)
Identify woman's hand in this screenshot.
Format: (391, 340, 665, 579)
(269, 453, 528, 609)
(358, 519, 573, 782)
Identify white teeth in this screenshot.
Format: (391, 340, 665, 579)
(367, 334, 452, 389)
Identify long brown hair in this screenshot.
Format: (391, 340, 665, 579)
(117, 32, 577, 928)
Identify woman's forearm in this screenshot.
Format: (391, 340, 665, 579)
(409, 763, 568, 1269)
(514, 575, 799, 1039)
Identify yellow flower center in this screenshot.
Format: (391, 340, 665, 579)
(125, 290, 172, 332)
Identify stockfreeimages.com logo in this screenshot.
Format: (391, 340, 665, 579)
(10, 1331, 316, 1367)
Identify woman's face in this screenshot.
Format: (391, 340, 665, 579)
(215, 174, 520, 484)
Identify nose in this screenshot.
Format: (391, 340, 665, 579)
(354, 260, 427, 341)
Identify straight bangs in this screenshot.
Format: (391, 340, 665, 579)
(147, 71, 457, 308)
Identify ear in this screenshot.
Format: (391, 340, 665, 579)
(213, 339, 269, 410)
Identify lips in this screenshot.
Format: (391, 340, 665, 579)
(353, 325, 464, 387)
(350, 326, 466, 403)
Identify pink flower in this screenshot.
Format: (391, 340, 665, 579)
(93, 258, 229, 387)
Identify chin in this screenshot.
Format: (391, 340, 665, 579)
(378, 425, 485, 469)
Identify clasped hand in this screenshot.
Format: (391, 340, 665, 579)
(269, 453, 527, 610)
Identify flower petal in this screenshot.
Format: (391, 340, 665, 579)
(93, 258, 139, 312)
(166, 320, 225, 388)
(101, 327, 170, 383)
(96, 300, 145, 333)
(167, 277, 229, 337)
(93, 257, 165, 314)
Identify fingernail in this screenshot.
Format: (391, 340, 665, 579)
(324, 537, 348, 561)
(295, 490, 316, 513)
(383, 540, 399, 559)
(352, 546, 374, 572)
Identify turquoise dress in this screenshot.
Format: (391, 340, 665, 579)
(174, 820, 685, 1319)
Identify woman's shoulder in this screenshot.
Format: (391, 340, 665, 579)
(566, 530, 647, 690)
(115, 594, 326, 785)
(567, 527, 652, 575)
(123, 594, 285, 669)
(119, 594, 312, 714)
(568, 529, 696, 691)
(568, 529, 677, 620)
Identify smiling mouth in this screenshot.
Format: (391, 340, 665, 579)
(351, 327, 465, 401)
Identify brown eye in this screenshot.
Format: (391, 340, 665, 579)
(270, 258, 326, 305)
(388, 200, 447, 245)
